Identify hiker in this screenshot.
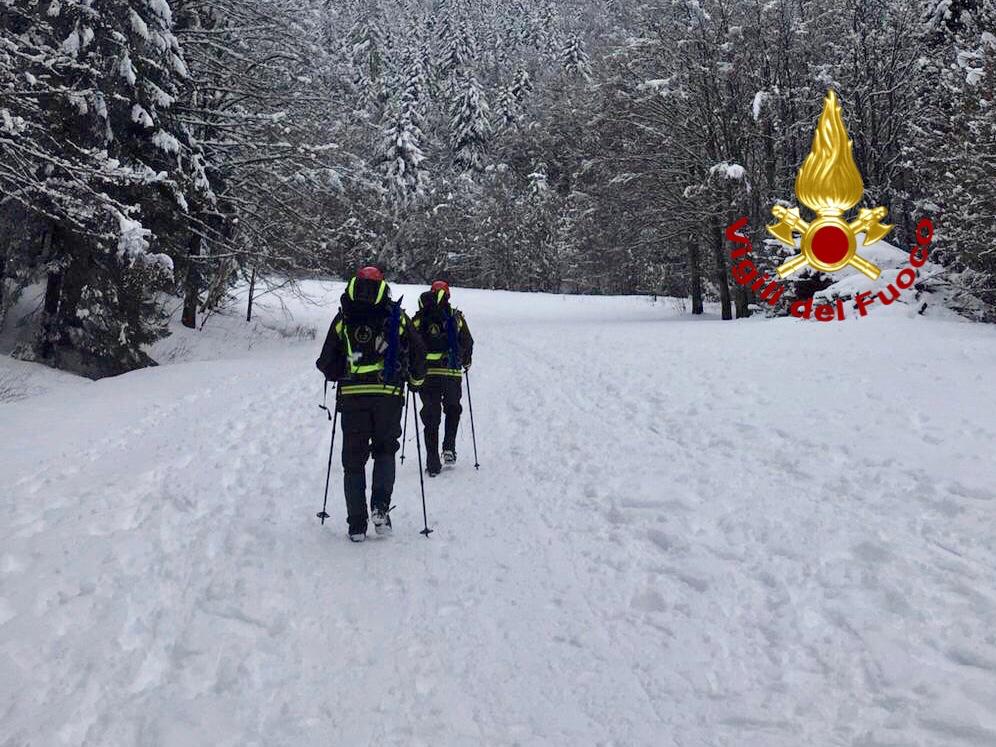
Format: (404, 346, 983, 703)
(315, 267, 426, 542)
(412, 281, 474, 476)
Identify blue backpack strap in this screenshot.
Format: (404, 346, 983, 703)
(444, 306, 461, 369)
(383, 298, 403, 382)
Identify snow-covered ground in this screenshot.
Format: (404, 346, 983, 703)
(2, 283, 996, 746)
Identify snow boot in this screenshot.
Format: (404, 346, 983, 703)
(348, 517, 367, 543)
(442, 449, 457, 466)
(371, 507, 393, 536)
(426, 446, 442, 477)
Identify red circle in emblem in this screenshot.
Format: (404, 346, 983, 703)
(810, 225, 850, 266)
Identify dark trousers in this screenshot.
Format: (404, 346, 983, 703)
(419, 377, 463, 469)
(339, 395, 403, 522)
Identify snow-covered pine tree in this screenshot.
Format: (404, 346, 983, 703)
(379, 98, 430, 207)
(450, 73, 491, 172)
(399, 48, 429, 125)
(513, 66, 534, 100)
(495, 85, 521, 132)
(2, 0, 206, 375)
(348, 12, 387, 106)
(560, 33, 591, 80)
(536, 2, 559, 60)
(495, 64, 536, 133)
(442, 22, 476, 82)
(521, 162, 561, 290)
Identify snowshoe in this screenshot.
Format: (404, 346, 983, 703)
(427, 465, 441, 478)
(371, 507, 393, 536)
(442, 449, 457, 466)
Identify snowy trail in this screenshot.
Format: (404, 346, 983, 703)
(2, 288, 996, 746)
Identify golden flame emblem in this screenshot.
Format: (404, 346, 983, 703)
(768, 91, 891, 279)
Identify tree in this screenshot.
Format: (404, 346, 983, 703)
(560, 34, 591, 81)
(1, 0, 209, 375)
(379, 100, 430, 207)
(450, 74, 491, 172)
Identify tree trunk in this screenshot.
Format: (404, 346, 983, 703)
(710, 220, 732, 320)
(687, 238, 704, 315)
(0, 248, 6, 329)
(734, 284, 750, 318)
(182, 236, 201, 329)
(40, 270, 62, 359)
(38, 227, 60, 358)
(182, 281, 198, 329)
(56, 258, 85, 342)
(246, 265, 257, 322)
(734, 196, 751, 317)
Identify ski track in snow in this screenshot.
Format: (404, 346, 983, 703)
(2, 287, 996, 746)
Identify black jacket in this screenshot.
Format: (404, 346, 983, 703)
(316, 281, 427, 396)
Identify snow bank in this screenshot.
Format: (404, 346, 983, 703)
(814, 238, 956, 319)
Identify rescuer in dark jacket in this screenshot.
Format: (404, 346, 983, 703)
(411, 281, 473, 476)
(316, 266, 427, 542)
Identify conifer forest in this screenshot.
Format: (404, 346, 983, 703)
(2, 0, 994, 375)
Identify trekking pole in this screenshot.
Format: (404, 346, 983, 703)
(400, 388, 410, 464)
(464, 369, 480, 470)
(317, 389, 340, 525)
(411, 388, 433, 537)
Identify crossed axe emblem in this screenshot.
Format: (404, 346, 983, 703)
(768, 205, 891, 280)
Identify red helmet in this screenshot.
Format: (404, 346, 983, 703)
(357, 266, 384, 281)
(431, 280, 450, 296)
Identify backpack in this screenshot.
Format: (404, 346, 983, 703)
(340, 296, 404, 385)
(418, 292, 461, 369)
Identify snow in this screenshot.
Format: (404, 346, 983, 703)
(115, 212, 152, 258)
(147, 0, 174, 25)
(152, 129, 180, 154)
(711, 161, 746, 180)
(752, 90, 767, 120)
(131, 104, 153, 128)
(61, 28, 80, 56)
(129, 9, 150, 41)
(1, 108, 27, 135)
(119, 52, 138, 85)
(2, 284, 996, 745)
(170, 53, 189, 78)
(814, 238, 960, 318)
(146, 81, 175, 108)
